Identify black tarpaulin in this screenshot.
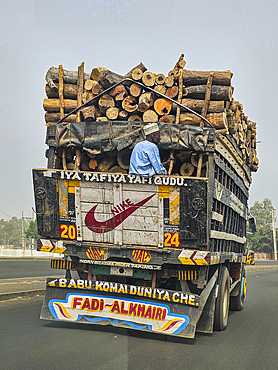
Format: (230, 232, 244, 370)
(50, 121, 215, 152)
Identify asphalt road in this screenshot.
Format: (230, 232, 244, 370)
(0, 260, 63, 279)
(0, 268, 278, 370)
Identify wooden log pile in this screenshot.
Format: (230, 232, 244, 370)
(44, 57, 258, 173)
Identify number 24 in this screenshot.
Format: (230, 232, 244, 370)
(164, 233, 180, 247)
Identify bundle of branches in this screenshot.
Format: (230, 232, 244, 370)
(43, 58, 258, 173)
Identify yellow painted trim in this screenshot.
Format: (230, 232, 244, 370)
(158, 185, 169, 198)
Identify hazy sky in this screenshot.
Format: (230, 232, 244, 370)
(1, 0, 278, 220)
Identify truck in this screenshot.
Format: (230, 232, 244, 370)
(33, 59, 258, 338)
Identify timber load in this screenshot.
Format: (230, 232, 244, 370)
(43, 56, 259, 174)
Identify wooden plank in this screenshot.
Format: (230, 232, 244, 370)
(82, 226, 114, 243)
(81, 181, 114, 189)
(210, 230, 246, 244)
(81, 187, 114, 203)
(122, 230, 158, 246)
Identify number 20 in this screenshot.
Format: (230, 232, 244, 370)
(60, 225, 76, 239)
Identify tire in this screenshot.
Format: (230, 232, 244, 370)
(214, 266, 230, 331)
(230, 266, 247, 311)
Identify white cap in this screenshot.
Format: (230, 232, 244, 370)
(143, 122, 159, 136)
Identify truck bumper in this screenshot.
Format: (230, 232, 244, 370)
(40, 276, 217, 339)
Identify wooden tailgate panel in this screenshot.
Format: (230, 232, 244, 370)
(80, 182, 162, 247)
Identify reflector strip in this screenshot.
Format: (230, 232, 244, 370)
(178, 270, 198, 280)
(51, 260, 72, 270)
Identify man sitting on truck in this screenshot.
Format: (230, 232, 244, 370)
(129, 122, 169, 176)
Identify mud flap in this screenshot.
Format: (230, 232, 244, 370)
(40, 278, 205, 338)
(196, 269, 218, 334)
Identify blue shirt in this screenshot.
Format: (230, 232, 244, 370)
(129, 140, 167, 176)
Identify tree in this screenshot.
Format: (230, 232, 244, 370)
(25, 220, 39, 246)
(0, 217, 37, 249)
(247, 198, 277, 255)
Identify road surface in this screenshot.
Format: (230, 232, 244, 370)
(0, 268, 277, 370)
(0, 260, 63, 279)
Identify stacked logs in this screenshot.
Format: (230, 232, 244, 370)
(43, 60, 258, 173)
(57, 148, 132, 174)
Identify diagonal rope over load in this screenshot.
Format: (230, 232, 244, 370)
(56, 78, 213, 128)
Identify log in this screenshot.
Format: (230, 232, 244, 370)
(81, 105, 101, 120)
(107, 149, 118, 157)
(46, 66, 90, 89)
(155, 74, 166, 85)
(117, 149, 132, 169)
(90, 67, 107, 81)
(142, 72, 156, 87)
(96, 117, 109, 121)
(118, 110, 129, 120)
(182, 70, 233, 86)
(197, 72, 213, 177)
(106, 107, 119, 120)
(128, 114, 142, 122)
(81, 162, 90, 171)
(109, 84, 127, 100)
(98, 94, 115, 113)
(180, 112, 228, 129)
(122, 96, 138, 112)
(154, 98, 172, 115)
(109, 166, 127, 174)
(88, 159, 98, 170)
(45, 112, 77, 123)
(166, 86, 179, 98)
(84, 79, 95, 91)
(76, 62, 84, 122)
(181, 98, 225, 113)
(180, 162, 194, 176)
(168, 70, 178, 78)
(81, 91, 92, 104)
(124, 62, 147, 78)
(131, 68, 144, 81)
(43, 99, 77, 112)
(191, 153, 206, 167)
(154, 85, 166, 95)
(138, 92, 155, 112)
(90, 81, 102, 95)
(143, 110, 158, 122)
(98, 155, 116, 172)
(183, 85, 233, 101)
(129, 83, 142, 97)
(165, 76, 174, 87)
(99, 69, 123, 89)
(45, 83, 78, 99)
(159, 115, 175, 123)
(67, 162, 75, 170)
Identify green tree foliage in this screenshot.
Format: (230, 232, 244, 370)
(247, 198, 277, 255)
(25, 220, 38, 244)
(0, 217, 37, 249)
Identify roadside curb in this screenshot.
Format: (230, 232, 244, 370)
(0, 289, 45, 301)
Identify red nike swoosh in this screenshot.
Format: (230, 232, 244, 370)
(85, 193, 156, 234)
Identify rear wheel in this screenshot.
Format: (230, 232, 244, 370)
(214, 266, 230, 331)
(230, 266, 247, 311)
